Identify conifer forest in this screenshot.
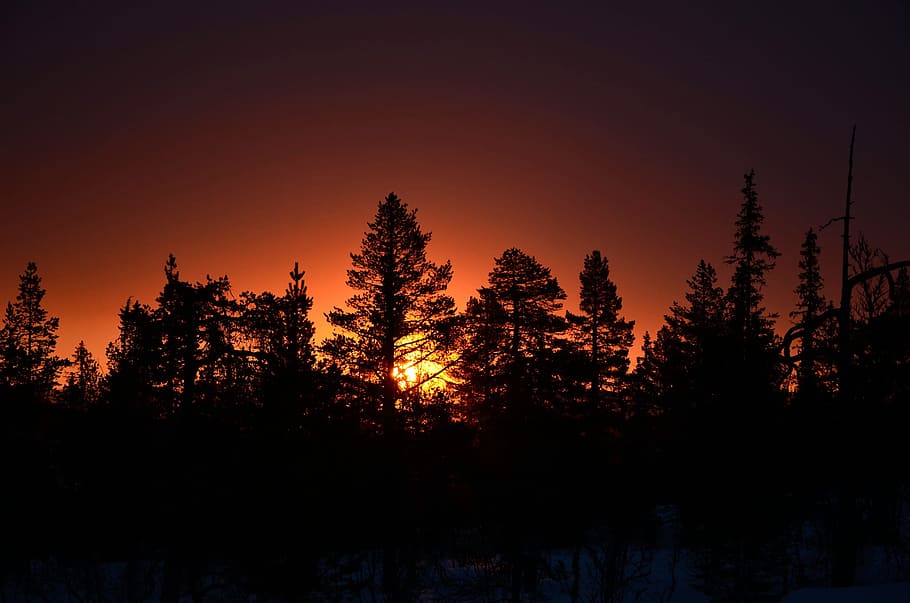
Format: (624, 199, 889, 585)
(3, 149, 910, 601)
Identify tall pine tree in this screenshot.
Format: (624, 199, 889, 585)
(325, 192, 456, 432)
(0, 262, 65, 399)
(458, 248, 567, 419)
(790, 228, 829, 397)
(725, 170, 781, 399)
(566, 250, 634, 409)
(726, 170, 780, 346)
(660, 260, 728, 411)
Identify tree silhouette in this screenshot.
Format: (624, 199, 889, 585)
(0, 262, 65, 399)
(455, 291, 508, 417)
(790, 228, 830, 398)
(3, 172, 910, 600)
(106, 298, 159, 412)
(155, 255, 236, 417)
(850, 248, 910, 409)
(325, 192, 457, 433)
(891, 267, 910, 317)
(459, 248, 568, 420)
(240, 262, 317, 429)
(62, 340, 102, 409)
(566, 250, 634, 411)
(874, 265, 910, 400)
(849, 234, 890, 324)
(724, 170, 781, 399)
(659, 260, 728, 413)
(104, 256, 238, 418)
(628, 330, 662, 416)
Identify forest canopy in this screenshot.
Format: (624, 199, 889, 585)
(2, 178, 908, 427)
(3, 174, 909, 601)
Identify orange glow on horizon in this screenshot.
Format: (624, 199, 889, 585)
(4, 5, 908, 375)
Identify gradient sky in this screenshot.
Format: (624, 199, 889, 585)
(3, 1, 909, 366)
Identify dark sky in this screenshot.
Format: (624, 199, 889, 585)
(3, 1, 909, 363)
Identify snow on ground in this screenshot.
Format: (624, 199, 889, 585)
(781, 581, 910, 602)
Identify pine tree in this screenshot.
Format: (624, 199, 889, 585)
(724, 170, 781, 399)
(660, 260, 728, 410)
(726, 170, 781, 347)
(487, 248, 567, 363)
(62, 340, 102, 408)
(669, 261, 727, 338)
(241, 262, 317, 427)
(156, 255, 199, 414)
(566, 250, 634, 409)
(790, 228, 828, 396)
(325, 192, 456, 432)
(458, 248, 567, 418)
(155, 255, 236, 417)
(629, 330, 661, 415)
(106, 256, 238, 418)
(106, 298, 159, 411)
(455, 291, 508, 417)
(279, 262, 316, 378)
(0, 262, 65, 399)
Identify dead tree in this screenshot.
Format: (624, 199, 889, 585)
(779, 126, 909, 589)
(780, 126, 910, 395)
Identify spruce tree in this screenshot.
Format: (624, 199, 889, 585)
(790, 228, 828, 396)
(629, 330, 661, 415)
(661, 260, 728, 410)
(0, 262, 65, 398)
(566, 250, 634, 408)
(325, 192, 456, 432)
(726, 170, 781, 346)
(724, 170, 781, 399)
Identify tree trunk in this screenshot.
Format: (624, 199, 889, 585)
(832, 126, 857, 589)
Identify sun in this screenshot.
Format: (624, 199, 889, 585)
(392, 363, 421, 389)
(391, 356, 457, 393)
(389, 333, 461, 394)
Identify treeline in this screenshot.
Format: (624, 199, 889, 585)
(2, 176, 908, 434)
(3, 171, 909, 598)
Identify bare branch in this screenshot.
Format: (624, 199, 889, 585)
(778, 306, 839, 359)
(846, 259, 910, 291)
(819, 215, 850, 231)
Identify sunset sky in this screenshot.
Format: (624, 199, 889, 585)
(3, 1, 909, 365)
